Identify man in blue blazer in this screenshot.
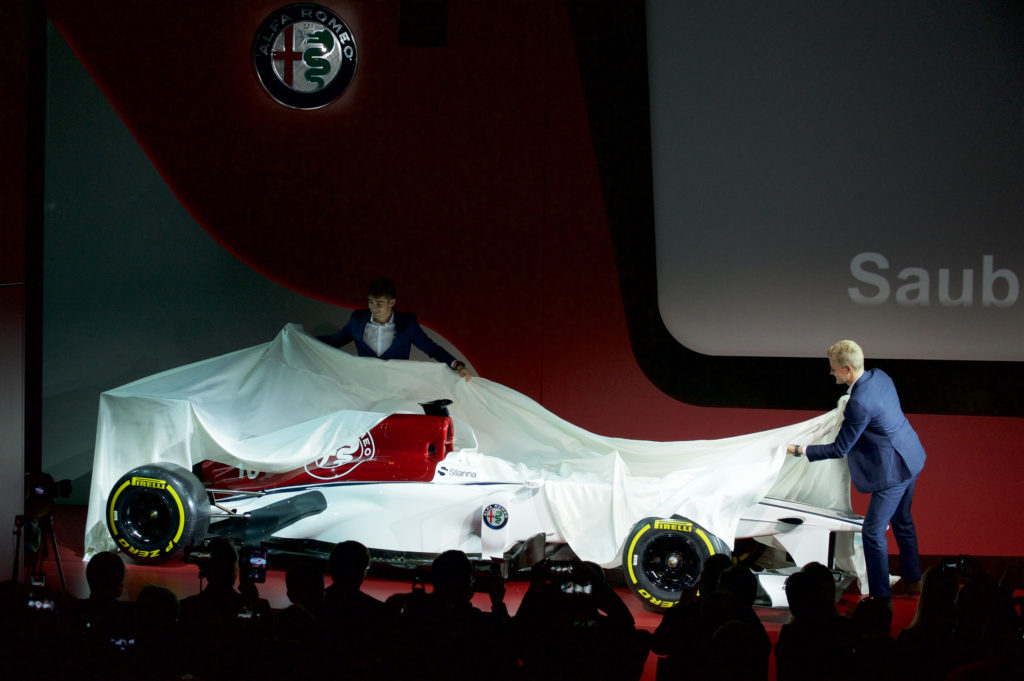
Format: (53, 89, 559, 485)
(788, 340, 925, 600)
(317, 278, 472, 380)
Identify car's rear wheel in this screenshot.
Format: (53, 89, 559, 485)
(621, 516, 730, 611)
(106, 463, 210, 563)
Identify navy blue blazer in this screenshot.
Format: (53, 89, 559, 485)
(806, 368, 926, 493)
(317, 309, 458, 367)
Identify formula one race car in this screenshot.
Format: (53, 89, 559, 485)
(89, 325, 864, 609)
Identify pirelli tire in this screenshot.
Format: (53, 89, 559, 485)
(106, 463, 210, 563)
(622, 516, 731, 611)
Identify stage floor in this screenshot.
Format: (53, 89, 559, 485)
(34, 505, 920, 681)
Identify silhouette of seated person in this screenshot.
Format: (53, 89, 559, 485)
(774, 563, 856, 681)
(702, 564, 772, 681)
(272, 563, 327, 680)
(388, 549, 514, 681)
(325, 540, 384, 624)
(650, 552, 732, 681)
(943, 561, 1023, 680)
(895, 563, 960, 681)
(131, 584, 183, 681)
(78, 550, 137, 680)
(1, 576, 79, 681)
(652, 560, 770, 681)
(321, 540, 386, 677)
(849, 593, 898, 681)
(514, 558, 645, 681)
(178, 538, 271, 678)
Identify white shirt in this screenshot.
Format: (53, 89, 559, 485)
(363, 313, 396, 357)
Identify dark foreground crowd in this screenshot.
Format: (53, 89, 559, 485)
(1, 539, 1021, 681)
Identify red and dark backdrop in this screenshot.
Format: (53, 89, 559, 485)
(4, 1, 1021, 560)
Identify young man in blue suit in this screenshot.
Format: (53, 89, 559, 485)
(788, 340, 925, 600)
(317, 278, 472, 380)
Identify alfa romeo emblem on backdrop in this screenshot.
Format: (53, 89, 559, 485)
(253, 3, 358, 109)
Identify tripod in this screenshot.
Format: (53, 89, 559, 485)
(12, 512, 67, 591)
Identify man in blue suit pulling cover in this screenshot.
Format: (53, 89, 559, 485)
(788, 340, 925, 600)
(318, 278, 473, 380)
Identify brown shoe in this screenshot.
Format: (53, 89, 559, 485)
(890, 578, 923, 597)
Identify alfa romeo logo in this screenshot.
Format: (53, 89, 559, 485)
(253, 3, 358, 109)
(483, 504, 509, 531)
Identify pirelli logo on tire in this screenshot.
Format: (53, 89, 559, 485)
(654, 519, 693, 532)
(130, 476, 168, 489)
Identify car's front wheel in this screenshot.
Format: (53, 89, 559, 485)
(106, 462, 210, 563)
(621, 516, 730, 611)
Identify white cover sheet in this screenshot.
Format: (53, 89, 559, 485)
(84, 324, 853, 567)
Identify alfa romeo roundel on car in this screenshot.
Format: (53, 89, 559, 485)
(87, 325, 864, 609)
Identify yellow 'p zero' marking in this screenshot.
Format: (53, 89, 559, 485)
(626, 522, 652, 584)
(107, 476, 185, 546)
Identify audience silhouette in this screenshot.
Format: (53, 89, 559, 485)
(79, 550, 138, 679)
(513, 558, 649, 680)
(271, 562, 327, 680)
(4, 544, 1022, 681)
(650, 552, 732, 681)
(177, 537, 272, 680)
(385, 549, 517, 680)
(773, 563, 857, 681)
(321, 540, 387, 680)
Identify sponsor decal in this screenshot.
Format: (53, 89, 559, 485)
(437, 466, 478, 479)
(253, 3, 358, 109)
(305, 432, 375, 480)
(130, 476, 167, 490)
(482, 503, 509, 530)
(654, 519, 693, 532)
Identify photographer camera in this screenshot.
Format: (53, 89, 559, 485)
(16, 473, 72, 588)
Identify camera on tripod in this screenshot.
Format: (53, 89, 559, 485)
(13, 473, 74, 591)
(26, 473, 73, 503)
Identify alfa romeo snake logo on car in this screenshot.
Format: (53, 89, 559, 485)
(253, 3, 358, 109)
(483, 504, 509, 530)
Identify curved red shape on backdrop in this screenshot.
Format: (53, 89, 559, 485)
(44, 0, 1024, 559)
(46, 1, 610, 398)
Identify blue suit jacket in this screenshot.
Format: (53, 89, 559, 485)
(806, 368, 926, 493)
(317, 309, 458, 367)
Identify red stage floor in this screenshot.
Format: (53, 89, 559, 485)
(33, 505, 921, 681)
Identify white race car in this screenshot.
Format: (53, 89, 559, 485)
(89, 325, 864, 609)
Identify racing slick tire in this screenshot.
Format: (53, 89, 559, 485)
(106, 462, 210, 563)
(622, 516, 731, 611)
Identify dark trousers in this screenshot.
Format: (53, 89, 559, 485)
(862, 476, 922, 598)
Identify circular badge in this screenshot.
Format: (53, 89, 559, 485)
(304, 433, 375, 481)
(253, 3, 358, 109)
(483, 504, 509, 530)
